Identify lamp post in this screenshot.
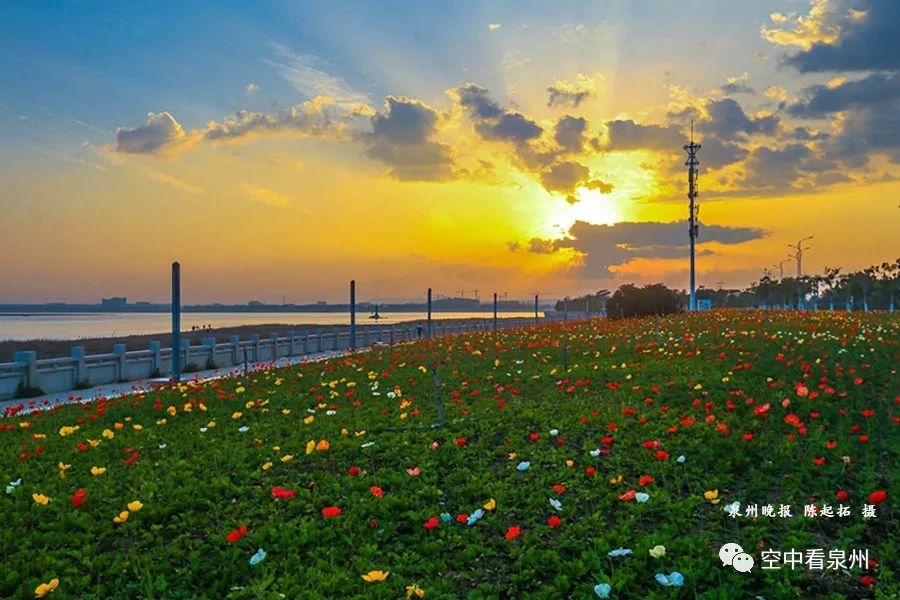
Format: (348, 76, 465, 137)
(788, 236, 813, 309)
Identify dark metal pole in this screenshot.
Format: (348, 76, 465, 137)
(171, 261, 181, 383)
(493, 292, 498, 332)
(427, 288, 432, 339)
(534, 293, 539, 326)
(350, 280, 356, 350)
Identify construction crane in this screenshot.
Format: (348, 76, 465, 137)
(457, 289, 479, 299)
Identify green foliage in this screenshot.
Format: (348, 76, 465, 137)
(0, 310, 896, 599)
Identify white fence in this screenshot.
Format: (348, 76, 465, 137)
(0, 318, 544, 400)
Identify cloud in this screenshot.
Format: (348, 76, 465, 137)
(719, 72, 755, 95)
(604, 119, 684, 151)
(700, 98, 779, 140)
(267, 43, 368, 106)
(242, 184, 297, 209)
(737, 143, 837, 189)
(136, 166, 205, 195)
(540, 161, 590, 192)
(554, 115, 588, 152)
(365, 96, 455, 181)
(245, 83, 259, 96)
(115, 112, 188, 154)
(476, 111, 542, 142)
(697, 136, 749, 170)
(760, 0, 844, 51)
(547, 74, 599, 108)
(524, 220, 766, 277)
(778, 0, 900, 72)
(787, 72, 900, 117)
(453, 83, 503, 119)
(488, 23, 502, 31)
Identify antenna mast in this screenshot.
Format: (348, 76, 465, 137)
(683, 121, 701, 311)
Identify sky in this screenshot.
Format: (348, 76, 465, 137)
(1, 0, 898, 304)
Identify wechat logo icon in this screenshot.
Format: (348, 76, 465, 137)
(720, 543, 754, 573)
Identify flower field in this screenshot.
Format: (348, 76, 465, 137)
(2, 310, 897, 599)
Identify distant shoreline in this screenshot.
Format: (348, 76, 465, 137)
(0, 316, 524, 361)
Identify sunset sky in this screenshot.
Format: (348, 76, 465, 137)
(2, 0, 898, 304)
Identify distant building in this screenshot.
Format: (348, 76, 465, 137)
(247, 300, 264, 307)
(101, 297, 127, 309)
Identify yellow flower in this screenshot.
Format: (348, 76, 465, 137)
(232, 412, 243, 419)
(315, 440, 330, 451)
(508, 452, 517, 460)
(58, 462, 71, 479)
(156, 419, 167, 425)
(262, 461, 273, 471)
(609, 474, 623, 485)
(565, 460, 574, 468)
(406, 583, 426, 598)
(361, 570, 390, 583)
(483, 498, 496, 511)
(32, 493, 50, 505)
(167, 405, 177, 416)
(127, 500, 143, 512)
(102, 429, 114, 439)
(132, 424, 143, 431)
(303, 416, 314, 424)
(704, 489, 721, 504)
(182, 403, 192, 412)
(280, 454, 294, 463)
(33, 433, 47, 439)
(235, 386, 245, 393)
(88, 439, 100, 447)
(281, 409, 291, 415)
(355, 430, 367, 437)
(693, 383, 703, 390)
(340, 428, 349, 436)
(34, 578, 59, 598)
(91, 466, 106, 476)
(113, 510, 130, 524)
(272, 446, 281, 452)
(649, 545, 666, 559)
(206, 420, 216, 429)
(198, 403, 207, 412)
(306, 440, 315, 454)
(58, 425, 79, 437)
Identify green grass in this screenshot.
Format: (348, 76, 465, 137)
(1, 310, 897, 599)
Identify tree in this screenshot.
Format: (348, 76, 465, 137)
(605, 284, 682, 320)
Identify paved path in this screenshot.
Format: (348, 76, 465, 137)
(0, 349, 349, 415)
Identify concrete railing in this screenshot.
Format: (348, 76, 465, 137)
(0, 317, 547, 400)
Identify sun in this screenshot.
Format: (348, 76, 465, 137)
(570, 187, 621, 226)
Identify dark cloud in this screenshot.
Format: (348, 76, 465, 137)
(697, 136, 749, 170)
(787, 72, 900, 118)
(604, 119, 685, 151)
(116, 112, 186, 153)
(476, 111, 543, 142)
(366, 96, 454, 181)
(554, 115, 587, 152)
(738, 143, 830, 189)
(454, 83, 503, 120)
(525, 220, 765, 277)
(785, 0, 900, 73)
(701, 98, 779, 140)
(546, 80, 595, 108)
(719, 82, 756, 95)
(371, 96, 438, 143)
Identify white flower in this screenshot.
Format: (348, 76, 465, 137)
(549, 498, 562, 511)
(549, 429, 559, 436)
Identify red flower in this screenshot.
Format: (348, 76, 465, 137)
(600, 436, 614, 446)
(796, 384, 809, 397)
(584, 466, 596, 477)
(226, 524, 248, 543)
(423, 517, 439, 530)
(547, 516, 561, 528)
(619, 489, 637, 501)
(641, 440, 660, 450)
(552, 484, 566, 495)
(456, 513, 468, 523)
(742, 433, 754, 442)
(348, 466, 360, 476)
(71, 488, 87, 509)
(321, 506, 342, 518)
(123, 451, 140, 466)
(813, 457, 826, 466)
(859, 575, 875, 587)
(369, 486, 383, 498)
(836, 490, 849, 502)
(455, 437, 467, 447)
(868, 490, 887, 505)
(638, 475, 654, 487)
(655, 450, 670, 461)
(271, 487, 295, 500)
(504, 526, 521, 540)
(529, 433, 540, 442)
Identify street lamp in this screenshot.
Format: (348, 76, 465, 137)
(788, 236, 813, 309)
